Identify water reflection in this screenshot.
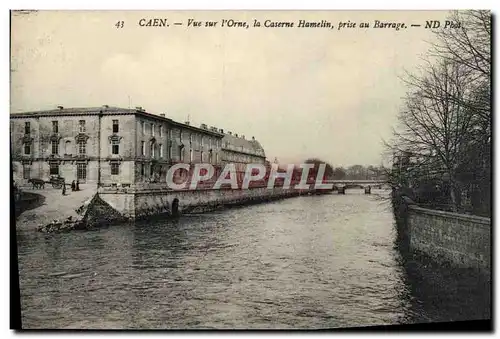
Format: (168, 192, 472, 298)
(400, 257, 491, 323)
(16, 190, 489, 329)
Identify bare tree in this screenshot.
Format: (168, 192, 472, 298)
(432, 10, 491, 214)
(432, 10, 490, 80)
(392, 60, 473, 211)
(431, 10, 491, 131)
(386, 10, 491, 215)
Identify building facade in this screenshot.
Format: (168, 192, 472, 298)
(10, 106, 227, 187)
(220, 131, 267, 185)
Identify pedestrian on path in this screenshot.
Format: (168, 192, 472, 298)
(62, 182, 66, 196)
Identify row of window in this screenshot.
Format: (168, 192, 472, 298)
(138, 141, 220, 163)
(24, 120, 224, 151)
(140, 121, 222, 148)
(22, 163, 89, 179)
(23, 140, 88, 156)
(139, 163, 155, 177)
(178, 149, 218, 163)
(28, 163, 116, 177)
(182, 133, 219, 148)
(47, 162, 119, 176)
(141, 121, 164, 138)
(22, 161, 198, 180)
(22, 156, 229, 181)
(22, 162, 142, 179)
(23, 120, 119, 135)
(141, 141, 164, 158)
(31, 140, 115, 156)
(23, 139, 221, 161)
(22, 121, 229, 153)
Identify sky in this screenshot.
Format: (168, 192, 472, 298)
(10, 10, 452, 167)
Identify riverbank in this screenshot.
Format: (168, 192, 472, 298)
(14, 191, 46, 219)
(15, 184, 334, 231)
(15, 186, 96, 231)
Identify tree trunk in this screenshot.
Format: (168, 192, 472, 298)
(448, 178, 461, 212)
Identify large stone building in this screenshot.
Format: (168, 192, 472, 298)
(10, 105, 267, 188)
(10, 106, 225, 186)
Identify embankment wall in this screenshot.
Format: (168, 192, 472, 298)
(407, 205, 491, 273)
(98, 186, 318, 220)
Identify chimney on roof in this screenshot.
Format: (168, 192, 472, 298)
(57, 105, 64, 110)
(235, 133, 238, 137)
(185, 121, 190, 125)
(228, 131, 232, 135)
(219, 128, 224, 133)
(102, 104, 109, 109)
(252, 136, 255, 140)
(135, 106, 144, 111)
(159, 113, 165, 117)
(201, 123, 208, 129)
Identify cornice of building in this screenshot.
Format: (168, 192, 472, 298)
(10, 106, 226, 138)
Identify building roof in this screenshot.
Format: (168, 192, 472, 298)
(10, 106, 225, 137)
(222, 133, 266, 158)
(10, 106, 134, 116)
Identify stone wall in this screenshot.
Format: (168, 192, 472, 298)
(408, 205, 491, 273)
(83, 193, 130, 227)
(98, 187, 314, 221)
(96, 191, 136, 219)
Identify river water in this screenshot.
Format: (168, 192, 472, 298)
(15, 189, 490, 329)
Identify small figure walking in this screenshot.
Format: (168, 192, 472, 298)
(71, 180, 76, 192)
(76, 180, 80, 191)
(62, 181, 66, 196)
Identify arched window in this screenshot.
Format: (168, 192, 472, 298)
(64, 140, 71, 154)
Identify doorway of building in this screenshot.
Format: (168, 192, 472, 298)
(171, 198, 179, 217)
(77, 163, 87, 183)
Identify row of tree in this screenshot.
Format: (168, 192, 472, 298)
(387, 11, 491, 217)
(302, 159, 387, 180)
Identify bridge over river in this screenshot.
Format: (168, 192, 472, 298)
(325, 179, 388, 188)
(323, 179, 390, 194)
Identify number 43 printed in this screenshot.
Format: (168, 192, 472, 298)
(115, 21, 124, 28)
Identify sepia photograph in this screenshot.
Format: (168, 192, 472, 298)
(10, 8, 492, 330)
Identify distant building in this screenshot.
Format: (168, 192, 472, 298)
(10, 106, 228, 186)
(220, 131, 266, 184)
